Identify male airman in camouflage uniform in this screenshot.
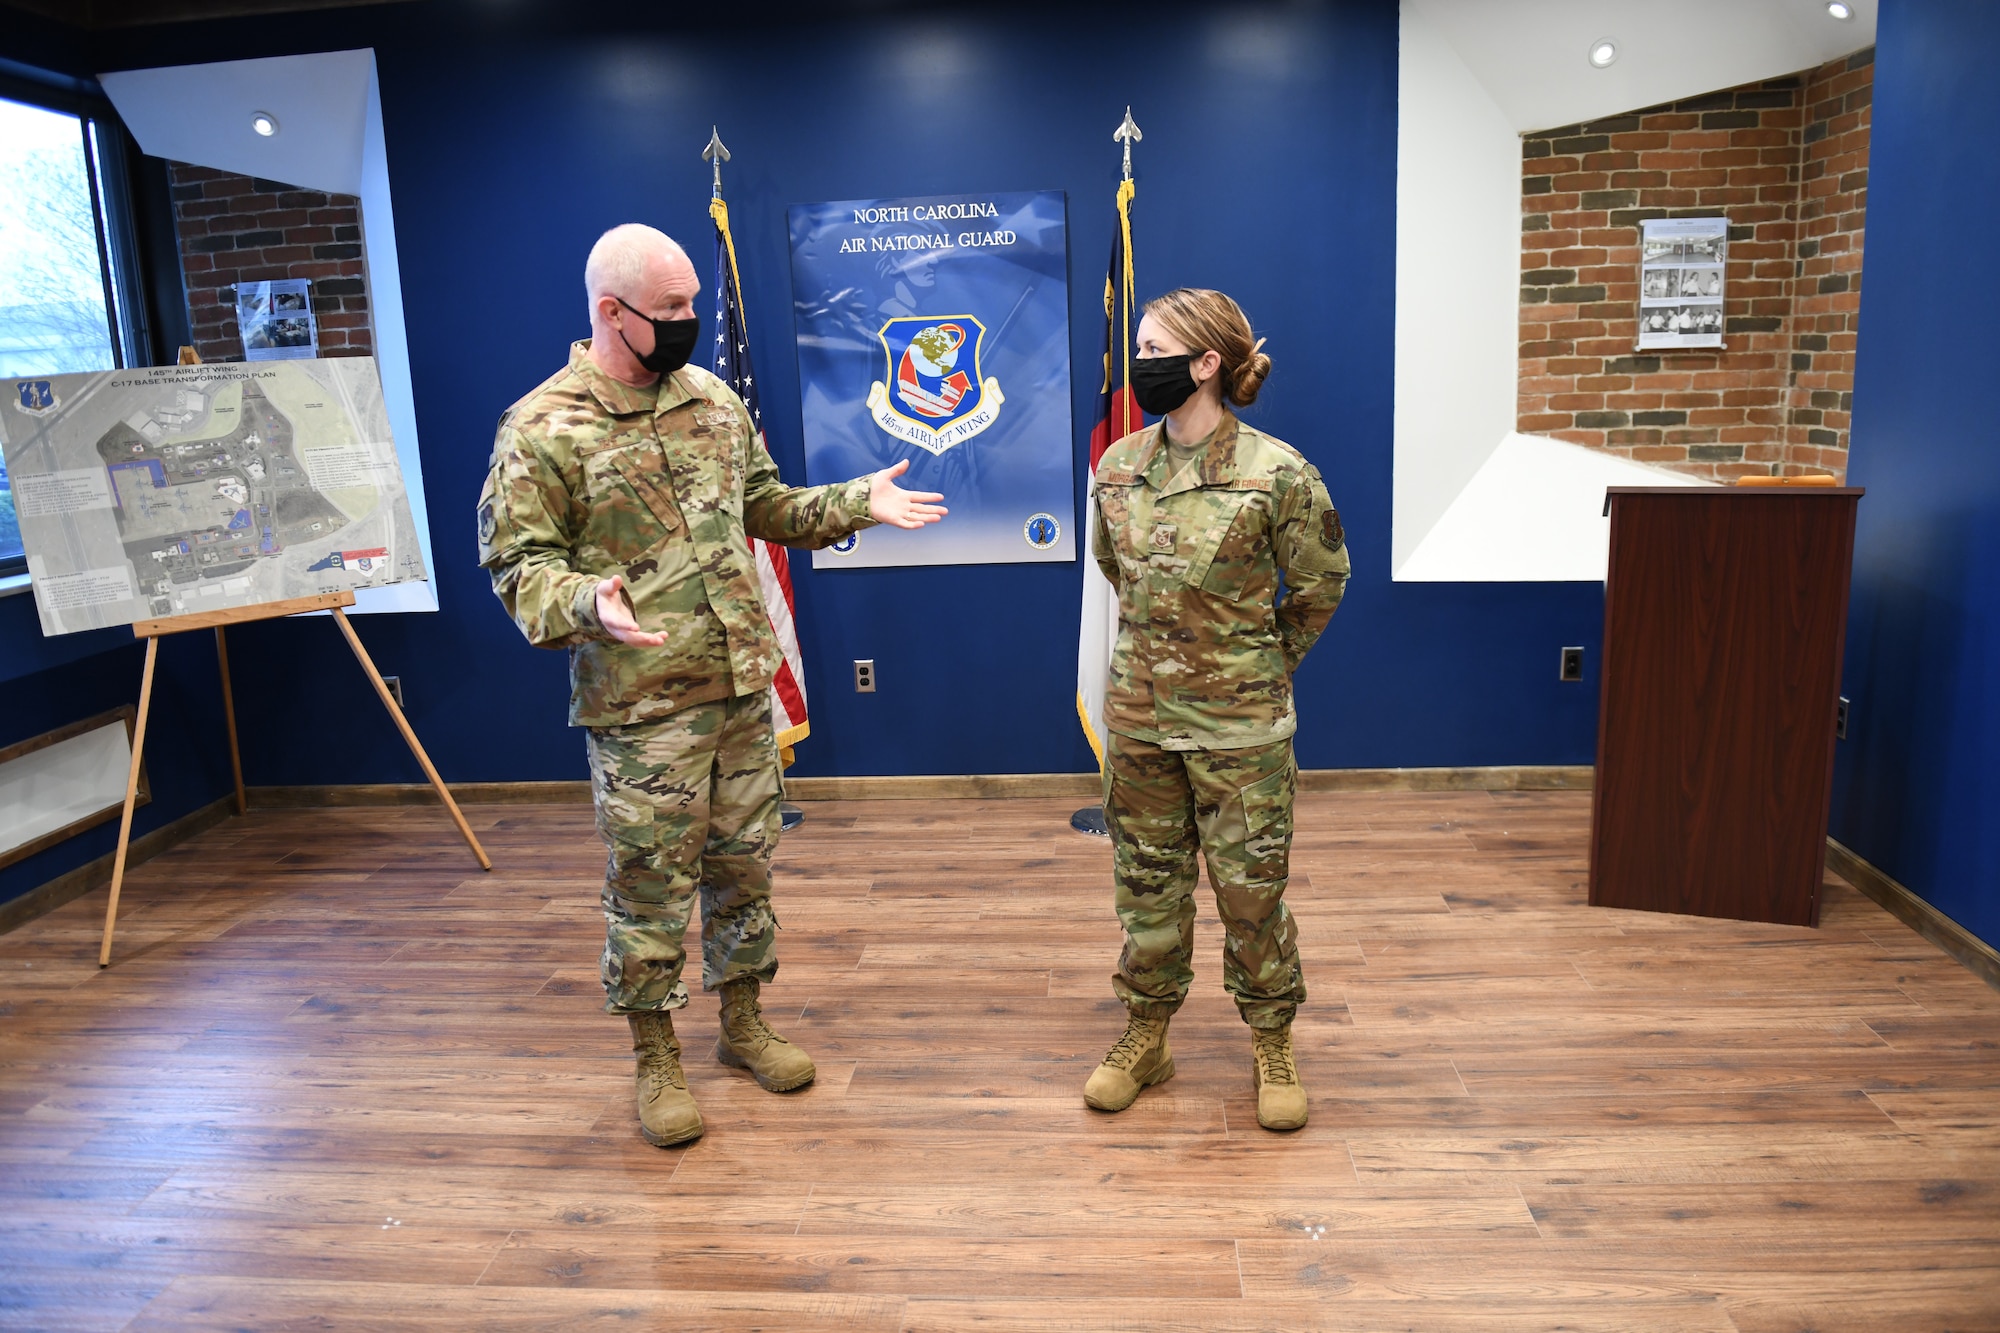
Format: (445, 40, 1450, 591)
(479, 224, 944, 1147)
(1088, 404, 1349, 1129)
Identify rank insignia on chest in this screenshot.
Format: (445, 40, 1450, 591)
(1320, 506, 1345, 551)
(1149, 521, 1178, 554)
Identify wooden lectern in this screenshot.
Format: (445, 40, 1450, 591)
(1589, 485, 1863, 926)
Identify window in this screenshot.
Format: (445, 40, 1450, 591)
(0, 93, 147, 579)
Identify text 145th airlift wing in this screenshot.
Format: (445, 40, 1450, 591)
(1, 357, 426, 636)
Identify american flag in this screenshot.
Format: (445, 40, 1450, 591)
(710, 195, 811, 756)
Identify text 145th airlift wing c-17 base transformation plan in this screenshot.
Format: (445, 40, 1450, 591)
(1, 357, 426, 636)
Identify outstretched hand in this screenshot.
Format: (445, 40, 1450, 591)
(868, 459, 948, 530)
(595, 575, 666, 647)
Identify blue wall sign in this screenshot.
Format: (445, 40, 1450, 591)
(788, 190, 1074, 569)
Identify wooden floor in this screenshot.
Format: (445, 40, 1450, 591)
(2, 791, 1998, 1332)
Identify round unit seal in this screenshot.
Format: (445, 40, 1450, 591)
(1023, 513, 1060, 550)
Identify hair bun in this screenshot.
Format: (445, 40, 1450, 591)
(1230, 347, 1271, 406)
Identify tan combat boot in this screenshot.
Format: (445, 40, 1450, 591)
(715, 979, 816, 1092)
(628, 1011, 704, 1147)
(1083, 1011, 1174, 1112)
(1251, 1024, 1308, 1131)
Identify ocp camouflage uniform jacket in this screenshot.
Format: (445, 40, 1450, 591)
(1092, 411, 1351, 751)
(479, 340, 876, 727)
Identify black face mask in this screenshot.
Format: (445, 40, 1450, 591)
(613, 296, 701, 375)
(1131, 353, 1198, 416)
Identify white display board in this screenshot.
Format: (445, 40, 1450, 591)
(0, 713, 136, 868)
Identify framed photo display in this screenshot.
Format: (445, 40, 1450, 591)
(1637, 217, 1726, 350)
(237, 278, 319, 362)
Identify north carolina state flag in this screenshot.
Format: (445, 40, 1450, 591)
(1077, 177, 1139, 767)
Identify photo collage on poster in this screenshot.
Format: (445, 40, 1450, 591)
(1637, 217, 1727, 350)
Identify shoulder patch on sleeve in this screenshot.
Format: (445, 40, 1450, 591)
(1319, 504, 1345, 551)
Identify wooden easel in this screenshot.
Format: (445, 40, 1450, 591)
(99, 593, 492, 967)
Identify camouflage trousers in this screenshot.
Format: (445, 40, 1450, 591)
(584, 691, 783, 1014)
(1105, 730, 1305, 1029)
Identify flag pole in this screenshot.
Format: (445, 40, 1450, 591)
(705, 125, 804, 833)
(1071, 106, 1142, 838)
(703, 124, 729, 199)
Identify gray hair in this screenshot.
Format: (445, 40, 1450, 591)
(584, 223, 688, 314)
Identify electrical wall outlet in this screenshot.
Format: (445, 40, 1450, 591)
(1836, 696, 1849, 740)
(853, 660, 876, 693)
(1559, 647, 1585, 682)
(381, 674, 406, 709)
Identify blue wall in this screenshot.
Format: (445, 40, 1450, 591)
(1, 1, 1611, 907)
(1830, 0, 2000, 952)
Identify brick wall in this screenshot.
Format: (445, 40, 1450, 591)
(167, 162, 374, 364)
(1518, 51, 1872, 481)
(1786, 51, 1873, 475)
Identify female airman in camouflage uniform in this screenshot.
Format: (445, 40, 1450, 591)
(1083, 288, 1350, 1131)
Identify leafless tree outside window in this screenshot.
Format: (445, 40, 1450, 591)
(0, 101, 116, 379)
(0, 96, 120, 564)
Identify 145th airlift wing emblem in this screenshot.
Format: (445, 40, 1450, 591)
(866, 315, 1005, 456)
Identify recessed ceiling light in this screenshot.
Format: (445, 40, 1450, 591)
(251, 111, 278, 137)
(1826, 1, 1854, 18)
(1588, 38, 1618, 68)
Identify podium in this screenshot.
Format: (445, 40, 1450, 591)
(1589, 486, 1863, 926)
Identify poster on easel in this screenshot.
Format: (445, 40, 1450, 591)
(0, 356, 427, 635)
(1637, 217, 1727, 350)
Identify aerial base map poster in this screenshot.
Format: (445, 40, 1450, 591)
(2, 357, 427, 636)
